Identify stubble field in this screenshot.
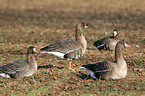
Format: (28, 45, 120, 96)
(0, 0, 145, 95)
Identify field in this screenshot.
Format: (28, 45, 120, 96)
(0, 0, 145, 95)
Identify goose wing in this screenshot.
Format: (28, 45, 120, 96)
(0, 60, 28, 75)
(40, 38, 82, 54)
(81, 61, 114, 73)
(94, 36, 113, 50)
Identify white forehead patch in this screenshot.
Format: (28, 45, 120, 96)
(41, 51, 65, 59)
(124, 43, 127, 47)
(33, 48, 36, 52)
(113, 31, 117, 36)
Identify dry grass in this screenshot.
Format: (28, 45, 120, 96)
(0, 0, 145, 95)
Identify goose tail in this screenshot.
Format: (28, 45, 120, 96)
(80, 65, 87, 69)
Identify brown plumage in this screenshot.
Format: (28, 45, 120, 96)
(80, 41, 128, 80)
(0, 46, 37, 78)
(94, 29, 119, 51)
(40, 22, 88, 69)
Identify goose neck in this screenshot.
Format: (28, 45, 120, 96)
(27, 54, 37, 67)
(75, 27, 82, 41)
(115, 46, 124, 64)
(75, 28, 87, 53)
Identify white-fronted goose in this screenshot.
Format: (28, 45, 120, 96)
(94, 29, 119, 51)
(40, 22, 88, 69)
(80, 41, 129, 80)
(0, 46, 37, 78)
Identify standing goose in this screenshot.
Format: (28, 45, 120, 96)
(80, 41, 129, 80)
(94, 29, 119, 51)
(40, 22, 88, 69)
(0, 46, 37, 78)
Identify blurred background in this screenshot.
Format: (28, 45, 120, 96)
(0, 0, 145, 29)
(0, 0, 144, 46)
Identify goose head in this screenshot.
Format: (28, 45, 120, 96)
(76, 22, 88, 32)
(116, 41, 130, 51)
(27, 46, 38, 54)
(116, 41, 125, 50)
(113, 29, 118, 37)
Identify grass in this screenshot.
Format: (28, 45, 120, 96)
(0, 0, 145, 95)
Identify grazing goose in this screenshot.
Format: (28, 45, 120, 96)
(40, 22, 88, 69)
(80, 41, 129, 80)
(94, 29, 119, 51)
(0, 46, 37, 78)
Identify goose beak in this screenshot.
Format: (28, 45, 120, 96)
(125, 43, 131, 47)
(35, 50, 38, 53)
(85, 25, 88, 29)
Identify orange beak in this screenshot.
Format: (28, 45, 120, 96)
(85, 25, 88, 29)
(125, 43, 131, 47)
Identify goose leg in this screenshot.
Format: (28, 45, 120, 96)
(69, 61, 72, 70)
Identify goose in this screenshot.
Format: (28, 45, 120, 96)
(40, 22, 88, 69)
(80, 41, 129, 80)
(0, 46, 37, 78)
(94, 29, 119, 51)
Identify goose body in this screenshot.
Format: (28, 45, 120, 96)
(41, 38, 85, 60)
(94, 29, 119, 51)
(80, 41, 128, 80)
(40, 22, 87, 60)
(0, 46, 37, 78)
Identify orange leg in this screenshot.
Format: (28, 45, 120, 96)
(69, 61, 72, 70)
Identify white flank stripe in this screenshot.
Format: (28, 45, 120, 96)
(86, 69, 97, 79)
(80, 66, 85, 69)
(97, 44, 105, 48)
(0, 73, 10, 78)
(41, 51, 65, 59)
(96, 69, 111, 72)
(80, 66, 97, 79)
